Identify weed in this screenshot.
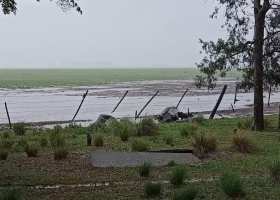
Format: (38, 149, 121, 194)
(40, 135, 48, 147)
(49, 125, 67, 148)
(132, 138, 148, 152)
(173, 186, 199, 200)
(0, 189, 20, 200)
(94, 134, 104, 147)
(220, 172, 245, 198)
(268, 157, 280, 182)
(145, 182, 162, 197)
(53, 146, 68, 160)
(0, 148, 8, 160)
(24, 142, 39, 157)
(139, 162, 152, 177)
(237, 117, 253, 129)
(192, 132, 217, 156)
(170, 166, 186, 186)
(136, 117, 159, 136)
(13, 122, 26, 135)
(232, 131, 255, 153)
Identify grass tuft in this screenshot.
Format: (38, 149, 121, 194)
(268, 157, 280, 183)
(173, 186, 199, 200)
(24, 142, 39, 157)
(110, 118, 135, 141)
(40, 135, 48, 147)
(132, 138, 148, 152)
(49, 125, 67, 148)
(145, 182, 162, 197)
(231, 131, 255, 153)
(0, 148, 8, 160)
(163, 133, 175, 146)
(192, 131, 217, 156)
(220, 172, 245, 198)
(136, 117, 159, 136)
(0, 189, 20, 200)
(170, 166, 186, 186)
(0, 139, 14, 149)
(94, 134, 104, 147)
(139, 162, 152, 177)
(180, 124, 190, 137)
(237, 117, 253, 129)
(192, 114, 206, 125)
(2, 131, 10, 139)
(53, 146, 68, 160)
(167, 160, 176, 167)
(13, 122, 26, 135)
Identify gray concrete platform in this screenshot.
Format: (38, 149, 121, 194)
(89, 151, 200, 167)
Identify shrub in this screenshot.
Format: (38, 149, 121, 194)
(40, 135, 48, 147)
(220, 172, 245, 198)
(0, 149, 8, 160)
(139, 162, 152, 177)
(237, 118, 253, 129)
(24, 142, 39, 157)
(0, 139, 14, 149)
(173, 186, 199, 200)
(49, 125, 67, 148)
(145, 182, 162, 197)
(136, 117, 159, 136)
(170, 166, 186, 186)
(13, 122, 26, 135)
(192, 114, 206, 125)
(112, 118, 136, 141)
(94, 135, 104, 147)
(53, 146, 68, 160)
(180, 124, 190, 137)
(164, 133, 174, 146)
(0, 189, 20, 200)
(192, 132, 217, 156)
(132, 138, 148, 152)
(232, 131, 254, 153)
(268, 157, 280, 182)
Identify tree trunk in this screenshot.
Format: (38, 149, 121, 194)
(253, 12, 265, 131)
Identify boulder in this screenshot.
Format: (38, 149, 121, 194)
(95, 114, 116, 125)
(156, 106, 193, 123)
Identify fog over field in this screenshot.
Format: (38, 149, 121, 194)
(0, 0, 225, 69)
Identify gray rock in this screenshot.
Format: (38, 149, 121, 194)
(156, 106, 193, 123)
(95, 114, 116, 125)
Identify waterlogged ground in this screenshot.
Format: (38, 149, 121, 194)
(0, 79, 279, 125)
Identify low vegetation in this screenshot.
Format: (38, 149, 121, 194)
(145, 182, 162, 197)
(170, 166, 186, 186)
(191, 130, 217, 156)
(268, 157, 280, 183)
(13, 122, 26, 135)
(110, 118, 135, 141)
(136, 117, 159, 136)
(131, 138, 149, 152)
(220, 172, 245, 198)
(0, 148, 8, 160)
(231, 130, 255, 153)
(93, 135, 104, 147)
(24, 142, 39, 157)
(173, 186, 198, 200)
(237, 117, 253, 129)
(139, 162, 152, 177)
(53, 147, 68, 160)
(0, 189, 20, 200)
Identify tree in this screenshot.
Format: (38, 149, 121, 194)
(197, 0, 280, 131)
(0, 0, 82, 15)
(220, 71, 226, 80)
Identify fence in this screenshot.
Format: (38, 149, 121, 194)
(0, 87, 279, 126)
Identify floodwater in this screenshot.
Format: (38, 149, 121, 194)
(0, 80, 279, 125)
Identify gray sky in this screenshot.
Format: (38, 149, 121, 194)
(0, 0, 225, 68)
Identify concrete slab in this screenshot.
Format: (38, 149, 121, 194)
(89, 151, 200, 167)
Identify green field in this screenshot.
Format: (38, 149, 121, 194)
(0, 116, 280, 199)
(0, 68, 242, 88)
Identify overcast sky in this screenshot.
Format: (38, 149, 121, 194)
(0, 0, 225, 68)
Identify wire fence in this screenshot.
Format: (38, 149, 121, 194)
(0, 88, 279, 126)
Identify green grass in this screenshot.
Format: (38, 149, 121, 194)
(144, 182, 162, 197)
(173, 186, 198, 200)
(0, 68, 241, 88)
(220, 172, 246, 198)
(0, 115, 280, 199)
(139, 162, 152, 177)
(170, 166, 187, 186)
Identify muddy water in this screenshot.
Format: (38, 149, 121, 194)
(0, 80, 279, 125)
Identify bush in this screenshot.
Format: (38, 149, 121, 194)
(170, 166, 186, 186)
(136, 117, 159, 136)
(40, 135, 48, 147)
(180, 124, 190, 137)
(173, 186, 198, 200)
(145, 182, 162, 197)
(237, 118, 253, 129)
(220, 172, 245, 198)
(192, 114, 206, 125)
(232, 131, 254, 153)
(0, 189, 20, 200)
(164, 133, 175, 146)
(94, 135, 104, 147)
(13, 122, 26, 135)
(268, 157, 280, 182)
(24, 142, 39, 157)
(0, 149, 8, 160)
(139, 162, 152, 177)
(132, 138, 148, 152)
(49, 125, 67, 148)
(192, 132, 217, 156)
(0, 139, 14, 149)
(53, 146, 68, 160)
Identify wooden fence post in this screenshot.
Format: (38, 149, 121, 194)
(111, 91, 128, 113)
(4, 102, 12, 129)
(268, 84, 272, 108)
(72, 90, 88, 121)
(209, 85, 227, 119)
(136, 91, 159, 119)
(176, 89, 188, 109)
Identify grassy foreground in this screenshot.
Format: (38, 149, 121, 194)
(0, 115, 280, 199)
(0, 68, 242, 88)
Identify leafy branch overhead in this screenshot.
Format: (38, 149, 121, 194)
(0, 0, 82, 15)
(197, 0, 280, 90)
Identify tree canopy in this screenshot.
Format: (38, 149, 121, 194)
(0, 0, 82, 15)
(197, 0, 280, 131)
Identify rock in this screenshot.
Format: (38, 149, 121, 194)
(156, 106, 193, 123)
(95, 114, 116, 125)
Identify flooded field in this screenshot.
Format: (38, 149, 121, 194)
(0, 79, 279, 126)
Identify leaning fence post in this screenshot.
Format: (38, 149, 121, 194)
(72, 90, 88, 121)
(209, 85, 227, 119)
(135, 110, 137, 120)
(268, 84, 272, 108)
(278, 106, 280, 131)
(176, 89, 188, 109)
(111, 91, 128, 113)
(136, 91, 159, 119)
(231, 103, 235, 113)
(234, 85, 238, 104)
(4, 102, 12, 129)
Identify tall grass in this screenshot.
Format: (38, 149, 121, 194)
(49, 125, 67, 148)
(268, 157, 280, 182)
(24, 142, 39, 157)
(170, 166, 186, 186)
(110, 118, 135, 141)
(173, 186, 199, 200)
(220, 172, 245, 198)
(94, 134, 104, 147)
(192, 114, 206, 125)
(13, 122, 26, 135)
(237, 117, 253, 129)
(0, 148, 8, 160)
(231, 131, 255, 153)
(139, 162, 152, 177)
(0, 189, 20, 200)
(192, 131, 217, 156)
(145, 182, 162, 197)
(163, 133, 175, 146)
(136, 117, 159, 136)
(132, 138, 148, 152)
